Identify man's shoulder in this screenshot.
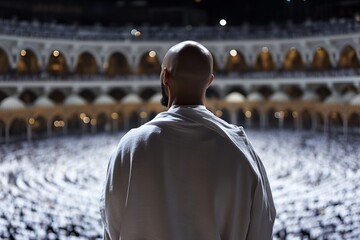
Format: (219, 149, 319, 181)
(118, 123, 162, 149)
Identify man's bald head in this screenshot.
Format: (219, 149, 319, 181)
(162, 41, 213, 85)
(160, 41, 214, 107)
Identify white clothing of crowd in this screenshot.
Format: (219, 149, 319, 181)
(0, 130, 359, 239)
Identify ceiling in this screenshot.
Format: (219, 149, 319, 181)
(0, 0, 359, 26)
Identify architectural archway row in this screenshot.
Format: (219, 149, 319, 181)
(2, 82, 358, 106)
(0, 44, 360, 76)
(0, 101, 359, 143)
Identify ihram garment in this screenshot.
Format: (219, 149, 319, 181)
(100, 105, 276, 240)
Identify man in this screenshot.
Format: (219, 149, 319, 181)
(100, 40, 276, 240)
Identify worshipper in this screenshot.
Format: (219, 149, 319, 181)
(100, 40, 276, 240)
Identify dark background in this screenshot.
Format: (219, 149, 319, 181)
(0, 0, 359, 26)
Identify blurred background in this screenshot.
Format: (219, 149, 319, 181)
(0, 0, 359, 239)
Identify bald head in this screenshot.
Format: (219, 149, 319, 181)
(163, 41, 213, 84)
(160, 41, 214, 107)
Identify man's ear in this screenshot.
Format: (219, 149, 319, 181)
(207, 74, 214, 87)
(162, 68, 170, 86)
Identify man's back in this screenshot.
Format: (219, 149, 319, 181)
(100, 105, 276, 240)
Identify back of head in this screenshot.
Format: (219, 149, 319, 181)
(164, 41, 213, 88)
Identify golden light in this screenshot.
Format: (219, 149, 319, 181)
(245, 110, 252, 118)
(262, 47, 269, 53)
(28, 118, 35, 125)
(134, 31, 141, 37)
(215, 110, 223, 117)
(149, 51, 156, 58)
(54, 120, 65, 128)
(279, 111, 285, 118)
(139, 111, 148, 119)
(53, 50, 60, 57)
(90, 119, 97, 126)
(79, 113, 86, 120)
(230, 49, 238, 57)
(20, 49, 27, 57)
(111, 112, 119, 120)
(83, 116, 90, 124)
(292, 111, 298, 118)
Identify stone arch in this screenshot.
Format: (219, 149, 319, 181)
(328, 112, 343, 132)
(300, 109, 312, 130)
(226, 86, 247, 97)
(315, 86, 331, 101)
(283, 48, 305, 71)
(32, 115, 47, 138)
(312, 47, 332, 71)
(315, 112, 325, 131)
(67, 112, 92, 134)
(48, 89, 66, 104)
(75, 52, 99, 75)
(283, 109, 295, 129)
(348, 113, 360, 134)
(106, 52, 131, 77)
(111, 111, 125, 131)
(108, 88, 127, 101)
(254, 48, 276, 71)
(139, 88, 158, 101)
(78, 89, 96, 103)
(257, 86, 273, 99)
(16, 48, 40, 75)
(136, 51, 161, 75)
(338, 45, 360, 69)
(9, 118, 27, 141)
(206, 87, 221, 99)
(284, 85, 303, 100)
(0, 89, 8, 102)
(340, 84, 358, 95)
(0, 48, 11, 74)
(19, 89, 37, 104)
(225, 49, 247, 72)
(47, 50, 68, 76)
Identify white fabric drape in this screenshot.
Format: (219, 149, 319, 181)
(100, 105, 276, 240)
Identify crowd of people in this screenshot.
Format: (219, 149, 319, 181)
(0, 18, 360, 41)
(0, 130, 359, 239)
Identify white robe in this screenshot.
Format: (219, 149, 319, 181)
(100, 105, 276, 240)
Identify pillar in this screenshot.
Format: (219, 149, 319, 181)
(27, 125, 32, 141)
(47, 120, 52, 137)
(343, 119, 348, 136)
(5, 126, 10, 144)
(124, 116, 130, 131)
(230, 109, 237, 125)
